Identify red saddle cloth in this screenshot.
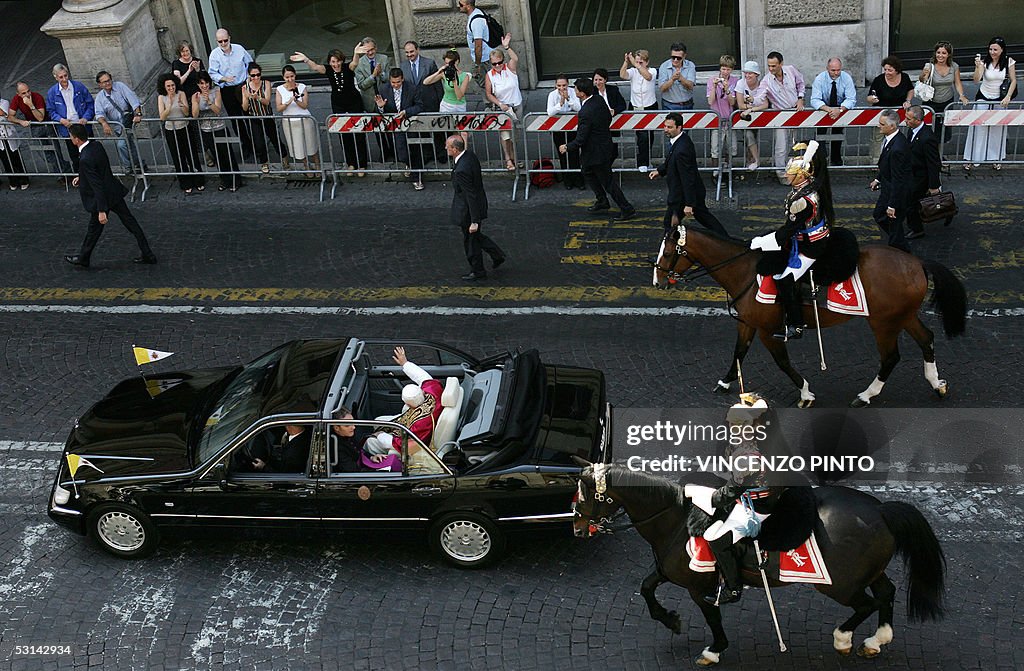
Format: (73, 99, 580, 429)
(686, 534, 833, 585)
(755, 271, 869, 317)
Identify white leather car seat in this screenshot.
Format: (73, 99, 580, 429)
(431, 377, 463, 451)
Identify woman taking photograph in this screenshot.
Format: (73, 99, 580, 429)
(292, 45, 369, 175)
(157, 73, 204, 194)
(275, 65, 320, 177)
(424, 49, 471, 114)
(191, 71, 240, 191)
(964, 36, 1017, 171)
(919, 41, 969, 143)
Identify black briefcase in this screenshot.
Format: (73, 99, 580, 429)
(918, 190, 958, 224)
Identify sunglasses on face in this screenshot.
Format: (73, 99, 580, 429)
(671, 56, 683, 61)
(217, 39, 229, 44)
(249, 73, 261, 78)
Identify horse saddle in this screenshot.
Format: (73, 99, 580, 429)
(685, 531, 834, 585)
(686, 485, 818, 552)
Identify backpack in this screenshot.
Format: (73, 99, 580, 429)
(531, 158, 556, 189)
(471, 10, 504, 49)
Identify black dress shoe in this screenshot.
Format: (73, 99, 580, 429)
(772, 325, 804, 341)
(133, 255, 158, 264)
(613, 208, 637, 222)
(587, 202, 611, 212)
(492, 256, 506, 269)
(64, 254, 89, 268)
(704, 585, 743, 606)
(461, 271, 486, 281)
(906, 230, 925, 240)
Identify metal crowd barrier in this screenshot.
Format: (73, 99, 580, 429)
(0, 119, 134, 194)
(324, 111, 518, 200)
(938, 101, 1024, 169)
(521, 110, 729, 201)
(134, 114, 327, 202)
(729, 106, 935, 177)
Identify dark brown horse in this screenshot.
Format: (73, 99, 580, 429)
(653, 223, 967, 407)
(573, 464, 946, 666)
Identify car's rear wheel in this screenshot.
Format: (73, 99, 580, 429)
(87, 503, 159, 559)
(430, 513, 504, 569)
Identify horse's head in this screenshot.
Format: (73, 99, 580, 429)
(653, 219, 695, 289)
(572, 462, 623, 537)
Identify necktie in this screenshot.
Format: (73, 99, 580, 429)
(370, 58, 376, 72)
(395, 88, 401, 111)
(412, 61, 418, 81)
(829, 80, 838, 107)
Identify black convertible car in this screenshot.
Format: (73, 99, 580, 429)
(48, 339, 610, 567)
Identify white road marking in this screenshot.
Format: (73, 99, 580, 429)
(0, 304, 1018, 318)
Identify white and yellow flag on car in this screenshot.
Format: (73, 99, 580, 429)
(67, 453, 104, 478)
(133, 346, 174, 366)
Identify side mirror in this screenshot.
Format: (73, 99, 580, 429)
(213, 462, 237, 491)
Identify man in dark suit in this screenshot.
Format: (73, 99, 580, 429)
(649, 112, 729, 235)
(252, 425, 312, 473)
(375, 68, 426, 189)
(64, 124, 156, 268)
(447, 134, 506, 281)
(401, 40, 447, 162)
(905, 104, 943, 237)
(560, 77, 635, 221)
(869, 109, 911, 252)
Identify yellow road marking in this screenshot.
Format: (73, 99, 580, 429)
(564, 232, 645, 249)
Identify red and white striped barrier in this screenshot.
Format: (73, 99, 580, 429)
(524, 110, 720, 133)
(731, 107, 932, 129)
(942, 107, 1024, 127)
(326, 112, 512, 133)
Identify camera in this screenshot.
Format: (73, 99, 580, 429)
(444, 63, 457, 83)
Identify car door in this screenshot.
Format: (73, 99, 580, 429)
(185, 420, 323, 529)
(317, 419, 455, 530)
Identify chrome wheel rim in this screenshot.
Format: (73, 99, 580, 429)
(440, 520, 490, 562)
(97, 511, 145, 552)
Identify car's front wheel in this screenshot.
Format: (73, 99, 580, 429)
(430, 513, 504, 569)
(87, 503, 159, 559)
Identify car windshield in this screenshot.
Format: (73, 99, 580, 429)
(195, 345, 286, 464)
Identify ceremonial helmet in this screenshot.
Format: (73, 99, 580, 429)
(785, 140, 820, 181)
(402, 383, 425, 407)
(727, 392, 769, 424)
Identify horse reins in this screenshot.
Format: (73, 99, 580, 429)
(654, 231, 758, 321)
(590, 504, 675, 534)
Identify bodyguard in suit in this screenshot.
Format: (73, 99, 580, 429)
(400, 41, 443, 112)
(905, 104, 943, 237)
(560, 77, 636, 221)
(869, 109, 912, 252)
(446, 134, 506, 281)
(64, 124, 156, 268)
(376, 68, 426, 189)
(649, 112, 729, 235)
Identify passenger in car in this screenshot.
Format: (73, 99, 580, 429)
(329, 406, 361, 472)
(253, 424, 311, 473)
(363, 347, 444, 466)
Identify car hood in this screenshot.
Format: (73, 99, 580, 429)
(64, 367, 236, 479)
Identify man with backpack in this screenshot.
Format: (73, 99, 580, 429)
(458, 0, 503, 82)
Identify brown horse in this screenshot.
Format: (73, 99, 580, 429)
(653, 223, 967, 407)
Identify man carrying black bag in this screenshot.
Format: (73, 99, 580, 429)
(905, 104, 945, 237)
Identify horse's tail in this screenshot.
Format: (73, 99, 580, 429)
(921, 260, 967, 338)
(878, 501, 946, 621)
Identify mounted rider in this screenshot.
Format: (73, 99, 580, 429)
(688, 393, 784, 605)
(749, 140, 836, 340)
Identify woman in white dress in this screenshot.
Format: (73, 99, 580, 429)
(275, 65, 320, 176)
(964, 36, 1017, 170)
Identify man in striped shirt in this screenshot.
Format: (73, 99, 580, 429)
(746, 51, 806, 183)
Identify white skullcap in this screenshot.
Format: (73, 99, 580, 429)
(402, 384, 425, 407)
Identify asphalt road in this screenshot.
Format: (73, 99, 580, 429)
(0, 169, 1022, 669)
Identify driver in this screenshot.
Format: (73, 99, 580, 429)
(363, 347, 444, 466)
(748, 140, 835, 341)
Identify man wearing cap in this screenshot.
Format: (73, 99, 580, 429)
(734, 61, 765, 171)
(810, 58, 857, 166)
(364, 347, 444, 463)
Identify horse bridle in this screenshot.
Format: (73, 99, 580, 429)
(575, 463, 675, 534)
(654, 224, 759, 319)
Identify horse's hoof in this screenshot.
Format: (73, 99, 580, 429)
(934, 380, 948, 398)
(713, 380, 731, 394)
(695, 656, 718, 667)
(695, 647, 721, 666)
(797, 398, 815, 409)
(849, 397, 869, 408)
(857, 645, 881, 658)
(836, 647, 853, 656)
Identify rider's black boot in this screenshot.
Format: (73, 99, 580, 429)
(704, 536, 744, 605)
(773, 275, 805, 341)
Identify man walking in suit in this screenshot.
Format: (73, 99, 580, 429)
(869, 109, 912, 252)
(64, 124, 156, 268)
(560, 77, 635, 221)
(905, 104, 943, 237)
(649, 112, 729, 235)
(447, 134, 506, 281)
(375, 68, 425, 189)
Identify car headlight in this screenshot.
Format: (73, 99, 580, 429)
(53, 484, 71, 505)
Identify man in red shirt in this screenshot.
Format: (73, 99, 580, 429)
(6, 81, 72, 176)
